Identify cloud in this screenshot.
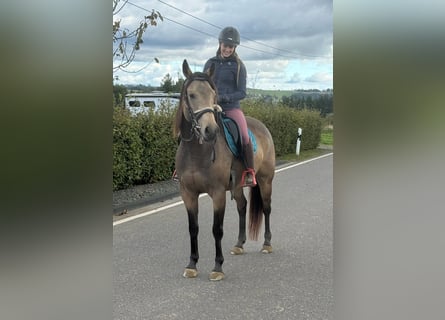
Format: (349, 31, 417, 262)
(114, 0, 333, 90)
(305, 72, 333, 83)
(287, 72, 302, 83)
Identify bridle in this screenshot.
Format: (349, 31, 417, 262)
(180, 74, 221, 143)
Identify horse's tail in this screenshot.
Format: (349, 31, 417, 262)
(248, 185, 263, 241)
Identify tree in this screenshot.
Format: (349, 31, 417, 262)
(113, 0, 162, 72)
(113, 84, 128, 107)
(280, 91, 333, 116)
(173, 77, 184, 93)
(160, 74, 174, 92)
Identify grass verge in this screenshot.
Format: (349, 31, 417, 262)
(320, 127, 333, 145)
(277, 148, 333, 164)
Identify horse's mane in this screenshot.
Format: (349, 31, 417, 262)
(173, 71, 218, 138)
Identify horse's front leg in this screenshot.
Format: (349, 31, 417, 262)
(183, 192, 199, 278)
(209, 191, 226, 281)
(231, 187, 247, 255)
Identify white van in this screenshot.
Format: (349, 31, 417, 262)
(124, 92, 180, 115)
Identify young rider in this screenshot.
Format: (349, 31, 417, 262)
(203, 26, 256, 187)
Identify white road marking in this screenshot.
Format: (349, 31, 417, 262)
(113, 152, 333, 227)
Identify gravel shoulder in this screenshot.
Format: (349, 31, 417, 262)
(113, 179, 180, 216)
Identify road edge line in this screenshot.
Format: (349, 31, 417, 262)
(113, 152, 333, 227)
(275, 152, 333, 173)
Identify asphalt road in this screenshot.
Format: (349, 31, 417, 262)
(114, 153, 333, 320)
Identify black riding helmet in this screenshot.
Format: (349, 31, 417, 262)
(218, 26, 240, 46)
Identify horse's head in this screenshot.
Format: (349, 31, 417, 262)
(174, 59, 221, 144)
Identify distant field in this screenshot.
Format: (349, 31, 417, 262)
(247, 88, 333, 99)
(247, 88, 294, 98)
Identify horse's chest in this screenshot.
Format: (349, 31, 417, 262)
(181, 161, 230, 190)
(176, 142, 232, 189)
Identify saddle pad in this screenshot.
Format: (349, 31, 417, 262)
(222, 117, 257, 157)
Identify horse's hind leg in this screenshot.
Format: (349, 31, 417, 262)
(183, 192, 199, 278)
(260, 179, 273, 253)
(230, 187, 247, 255)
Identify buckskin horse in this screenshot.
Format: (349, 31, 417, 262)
(173, 59, 275, 281)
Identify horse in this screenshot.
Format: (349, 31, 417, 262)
(173, 59, 275, 281)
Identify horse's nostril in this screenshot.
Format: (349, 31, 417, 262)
(205, 125, 217, 135)
(203, 125, 218, 142)
(205, 127, 213, 137)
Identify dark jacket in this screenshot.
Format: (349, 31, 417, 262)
(204, 55, 247, 110)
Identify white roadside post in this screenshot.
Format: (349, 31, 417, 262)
(296, 127, 302, 156)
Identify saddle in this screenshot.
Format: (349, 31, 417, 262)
(219, 114, 257, 158)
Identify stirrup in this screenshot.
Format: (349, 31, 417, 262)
(172, 169, 179, 182)
(241, 168, 256, 187)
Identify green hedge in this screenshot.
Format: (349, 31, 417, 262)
(113, 100, 322, 190)
(241, 100, 322, 155)
(113, 107, 144, 190)
(113, 104, 177, 190)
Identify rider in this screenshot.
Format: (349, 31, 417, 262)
(203, 26, 256, 187)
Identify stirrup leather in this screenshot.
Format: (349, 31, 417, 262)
(241, 168, 256, 187)
(172, 169, 179, 182)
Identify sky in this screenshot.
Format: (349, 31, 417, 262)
(113, 0, 333, 90)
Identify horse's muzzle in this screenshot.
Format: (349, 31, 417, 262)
(202, 124, 219, 143)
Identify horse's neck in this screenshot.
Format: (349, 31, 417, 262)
(180, 131, 230, 165)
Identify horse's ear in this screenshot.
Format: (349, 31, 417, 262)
(206, 62, 215, 78)
(182, 59, 193, 78)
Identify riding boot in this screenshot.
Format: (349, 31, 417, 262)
(241, 142, 257, 187)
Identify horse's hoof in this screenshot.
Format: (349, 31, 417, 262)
(183, 268, 198, 278)
(261, 245, 273, 253)
(230, 246, 244, 255)
(209, 271, 225, 281)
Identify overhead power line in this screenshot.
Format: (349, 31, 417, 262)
(157, 0, 221, 30)
(157, 0, 327, 59)
(127, 1, 214, 38)
(126, 1, 330, 60)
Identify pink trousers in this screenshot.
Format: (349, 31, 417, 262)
(224, 108, 250, 145)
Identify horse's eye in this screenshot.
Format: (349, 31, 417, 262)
(188, 93, 195, 99)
